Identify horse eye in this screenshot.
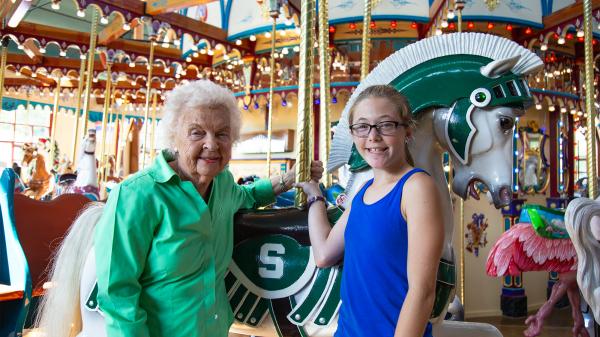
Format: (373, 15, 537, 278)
(499, 116, 514, 131)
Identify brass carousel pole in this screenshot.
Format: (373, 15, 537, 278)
(105, 89, 116, 161)
(318, 0, 332, 187)
(82, 9, 100, 136)
(114, 98, 127, 178)
(360, 0, 376, 80)
(0, 38, 8, 109)
(71, 57, 87, 164)
(141, 37, 156, 169)
(149, 91, 158, 162)
(266, 10, 278, 179)
(49, 81, 61, 166)
(98, 62, 112, 182)
(295, 0, 316, 207)
(456, 0, 466, 306)
(584, 0, 597, 198)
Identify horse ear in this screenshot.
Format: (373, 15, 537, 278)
(480, 56, 520, 78)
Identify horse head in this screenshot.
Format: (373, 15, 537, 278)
(81, 130, 97, 158)
(21, 143, 36, 166)
(430, 56, 533, 208)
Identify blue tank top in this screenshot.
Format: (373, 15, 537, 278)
(335, 168, 433, 337)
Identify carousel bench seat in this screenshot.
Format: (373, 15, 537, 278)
(0, 168, 31, 337)
(13, 191, 91, 295)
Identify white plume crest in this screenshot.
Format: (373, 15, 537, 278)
(328, 32, 544, 172)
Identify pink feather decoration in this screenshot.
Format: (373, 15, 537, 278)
(486, 223, 577, 277)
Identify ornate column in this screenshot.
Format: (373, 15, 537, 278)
(500, 198, 528, 317)
(500, 122, 527, 317)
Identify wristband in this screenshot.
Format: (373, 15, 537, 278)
(307, 195, 326, 209)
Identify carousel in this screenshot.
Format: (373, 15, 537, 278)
(0, 0, 600, 337)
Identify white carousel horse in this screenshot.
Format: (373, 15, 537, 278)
(231, 32, 542, 337)
(34, 33, 542, 337)
(565, 197, 600, 325)
(61, 130, 100, 201)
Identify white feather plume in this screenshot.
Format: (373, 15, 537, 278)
(328, 32, 544, 172)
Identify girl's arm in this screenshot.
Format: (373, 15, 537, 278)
(394, 173, 444, 337)
(296, 180, 350, 268)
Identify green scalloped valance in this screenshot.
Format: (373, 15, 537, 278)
(1, 97, 158, 122)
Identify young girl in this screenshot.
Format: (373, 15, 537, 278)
(297, 85, 444, 337)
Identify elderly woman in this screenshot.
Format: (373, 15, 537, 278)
(94, 80, 323, 337)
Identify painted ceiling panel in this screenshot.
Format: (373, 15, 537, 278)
(227, 0, 291, 40)
(329, 0, 429, 22)
(184, 2, 222, 29)
(461, 0, 543, 27)
(551, 0, 576, 13)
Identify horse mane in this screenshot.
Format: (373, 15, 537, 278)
(33, 153, 51, 179)
(328, 32, 544, 172)
(34, 202, 104, 337)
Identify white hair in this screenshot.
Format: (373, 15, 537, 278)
(158, 80, 241, 149)
(565, 197, 600, 323)
(34, 202, 104, 337)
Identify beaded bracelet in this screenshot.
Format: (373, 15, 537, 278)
(307, 195, 326, 209)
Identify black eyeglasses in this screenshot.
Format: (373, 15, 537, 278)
(349, 121, 408, 138)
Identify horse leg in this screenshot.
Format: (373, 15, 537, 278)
(565, 277, 590, 337)
(524, 276, 570, 337)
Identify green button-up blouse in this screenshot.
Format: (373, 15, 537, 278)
(95, 150, 275, 337)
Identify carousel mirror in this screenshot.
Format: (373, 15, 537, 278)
(518, 120, 550, 194)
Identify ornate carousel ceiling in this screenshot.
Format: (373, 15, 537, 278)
(0, 0, 599, 108)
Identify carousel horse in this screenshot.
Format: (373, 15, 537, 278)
(485, 205, 589, 337)
(59, 130, 100, 201)
(33, 33, 542, 337)
(565, 198, 600, 325)
(20, 142, 54, 200)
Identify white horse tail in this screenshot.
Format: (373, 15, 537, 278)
(34, 202, 104, 337)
